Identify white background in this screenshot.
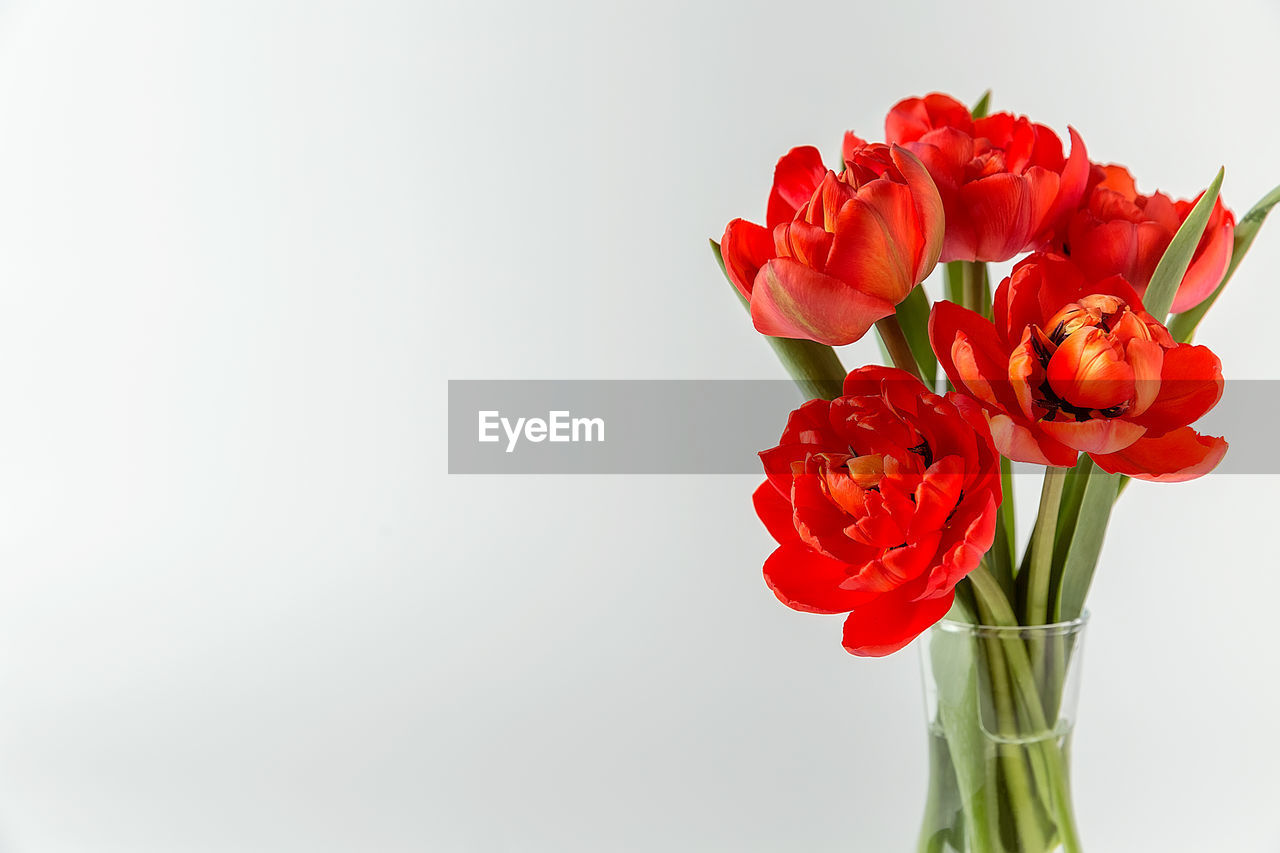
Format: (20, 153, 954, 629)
(0, 1, 1275, 851)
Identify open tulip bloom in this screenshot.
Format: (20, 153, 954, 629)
(711, 91, 1280, 852)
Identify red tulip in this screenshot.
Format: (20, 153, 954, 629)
(1060, 164, 1235, 315)
(929, 252, 1227, 482)
(755, 366, 1001, 656)
(886, 93, 1089, 263)
(721, 141, 944, 346)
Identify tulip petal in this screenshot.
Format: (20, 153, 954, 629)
(1046, 328, 1135, 411)
(841, 585, 955, 657)
(885, 93, 973, 144)
(930, 300, 1017, 411)
(793, 473, 881, 563)
(721, 218, 775, 299)
(753, 480, 800, 546)
(1020, 165, 1062, 243)
(987, 413, 1079, 467)
(956, 173, 1034, 262)
(1090, 427, 1227, 483)
(779, 398, 843, 447)
(1133, 343, 1224, 436)
(1039, 417, 1146, 455)
(908, 455, 965, 532)
(825, 195, 913, 304)
(1008, 333, 1046, 420)
(1069, 217, 1143, 285)
(877, 530, 945, 586)
(1126, 338, 1165, 417)
(1045, 127, 1090, 231)
(842, 364, 926, 400)
(891, 144, 945, 281)
(841, 131, 868, 168)
(920, 493, 998, 599)
(763, 543, 864, 614)
(766, 146, 826, 228)
(1033, 254, 1093, 323)
(1170, 218, 1233, 314)
(752, 258, 896, 346)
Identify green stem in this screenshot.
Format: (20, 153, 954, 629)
(1000, 456, 1016, 563)
(763, 337, 845, 401)
(711, 238, 846, 401)
(987, 457, 1017, 601)
(875, 314, 926, 384)
(972, 602, 1050, 851)
(1025, 466, 1067, 626)
(968, 568, 1085, 853)
(962, 261, 988, 318)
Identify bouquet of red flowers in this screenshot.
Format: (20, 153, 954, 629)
(712, 91, 1276, 852)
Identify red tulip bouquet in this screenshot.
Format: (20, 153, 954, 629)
(711, 92, 1278, 852)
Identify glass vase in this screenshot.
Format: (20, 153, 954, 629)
(916, 614, 1089, 853)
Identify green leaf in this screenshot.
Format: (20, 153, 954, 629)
(711, 239, 846, 400)
(927, 624, 997, 851)
(1051, 456, 1091, 577)
(894, 285, 938, 391)
(1168, 182, 1280, 343)
(971, 90, 992, 120)
(710, 238, 743, 307)
(1142, 168, 1224, 323)
(985, 457, 1017, 601)
(1054, 467, 1120, 621)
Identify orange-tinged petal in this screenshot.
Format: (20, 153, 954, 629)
(1046, 328, 1134, 411)
(1094, 163, 1138, 198)
(987, 413, 1079, 467)
(1009, 330, 1048, 420)
(1126, 337, 1165, 416)
(930, 299, 1015, 410)
(1039, 417, 1146, 455)
(845, 455, 886, 489)
(1090, 427, 1227, 483)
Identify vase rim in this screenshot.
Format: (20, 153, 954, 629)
(935, 609, 1090, 634)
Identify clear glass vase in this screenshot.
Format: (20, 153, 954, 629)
(916, 613, 1089, 853)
